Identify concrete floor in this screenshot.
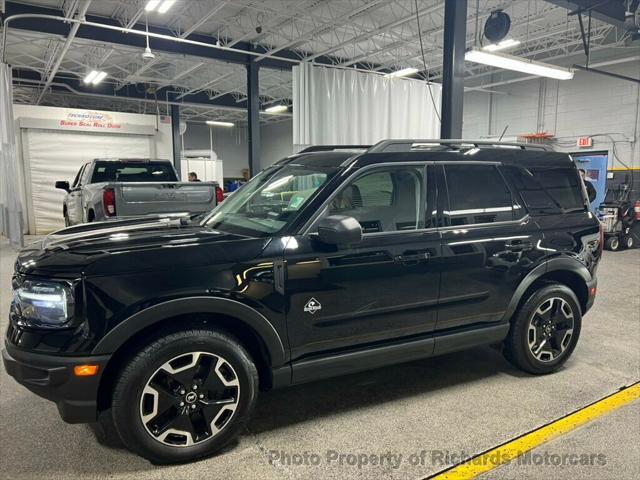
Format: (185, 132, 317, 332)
(1, 236, 638, 480)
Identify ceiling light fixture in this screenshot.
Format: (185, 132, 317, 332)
(145, 0, 161, 11)
(482, 38, 521, 52)
(465, 48, 574, 80)
(145, 0, 175, 13)
(206, 120, 235, 127)
(157, 0, 176, 14)
(264, 105, 288, 114)
(83, 70, 99, 84)
(83, 70, 107, 85)
(91, 71, 108, 85)
(384, 67, 419, 78)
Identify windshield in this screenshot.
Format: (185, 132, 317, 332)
(202, 163, 336, 237)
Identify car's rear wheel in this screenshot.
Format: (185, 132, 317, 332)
(505, 284, 581, 374)
(111, 329, 258, 464)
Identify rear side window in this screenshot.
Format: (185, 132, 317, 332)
(443, 164, 517, 225)
(504, 166, 586, 213)
(91, 162, 177, 183)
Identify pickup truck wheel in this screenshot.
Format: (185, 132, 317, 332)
(504, 284, 581, 375)
(110, 329, 258, 464)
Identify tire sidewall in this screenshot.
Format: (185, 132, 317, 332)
(512, 285, 582, 374)
(112, 330, 258, 464)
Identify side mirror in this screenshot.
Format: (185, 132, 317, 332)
(315, 215, 363, 245)
(55, 181, 70, 193)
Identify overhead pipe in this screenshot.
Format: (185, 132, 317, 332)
(35, 1, 92, 105)
(12, 76, 292, 116)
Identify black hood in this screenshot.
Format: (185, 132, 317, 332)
(15, 217, 268, 277)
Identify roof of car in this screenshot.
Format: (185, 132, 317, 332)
(281, 143, 572, 170)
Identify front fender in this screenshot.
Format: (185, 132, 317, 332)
(91, 296, 287, 366)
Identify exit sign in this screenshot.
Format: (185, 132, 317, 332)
(577, 137, 593, 148)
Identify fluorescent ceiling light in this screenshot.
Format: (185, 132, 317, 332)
(483, 38, 521, 52)
(146, 0, 174, 13)
(92, 71, 107, 85)
(384, 67, 419, 78)
(83, 70, 107, 85)
(264, 105, 288, 114)
(206, 120, 235, 127)
(83, 70, 99, 84)
(145, 0, 161, 11)
(157, 0, 176, 13)
(465, 48, 574, 80)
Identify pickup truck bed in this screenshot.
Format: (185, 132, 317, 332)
(56, 158, 221, 225)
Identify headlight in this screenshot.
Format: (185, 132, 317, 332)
(12, 280, 74, 328)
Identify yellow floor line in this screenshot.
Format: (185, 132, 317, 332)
(428, 381, 640, 480)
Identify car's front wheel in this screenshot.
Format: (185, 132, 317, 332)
(505, 283, 582, 374)
(111, 329, 258, 464)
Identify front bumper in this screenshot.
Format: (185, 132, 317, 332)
(2, 343, 110, 424)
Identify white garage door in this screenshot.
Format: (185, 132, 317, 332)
(24, 129, 152, 234)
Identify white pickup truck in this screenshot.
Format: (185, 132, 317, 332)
(55, 158, 223, 225)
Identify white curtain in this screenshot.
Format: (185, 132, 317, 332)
(0, 64, 24, 247)
(293, 63, 441, 149)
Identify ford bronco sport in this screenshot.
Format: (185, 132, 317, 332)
(3, 139, 601, 463)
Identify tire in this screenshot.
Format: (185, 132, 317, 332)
(622, 235, 634, 249)
(111, 329, 258, 464)
(504, 283, 582, 375)
(605, 236, 620, 251)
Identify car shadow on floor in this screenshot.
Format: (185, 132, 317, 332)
(246, 345, 527, 435)
(91, 344, 527, 451)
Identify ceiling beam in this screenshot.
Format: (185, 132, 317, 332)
(2, 1, 373, 71)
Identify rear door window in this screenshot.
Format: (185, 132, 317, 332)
(443, 164, 517, 225)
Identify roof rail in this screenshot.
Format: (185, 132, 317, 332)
(297, 145, 372, 153)
(367, 139, 550, 153)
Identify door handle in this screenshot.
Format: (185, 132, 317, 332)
(397, 251, 431, 264)
(504, 240, 532, 252)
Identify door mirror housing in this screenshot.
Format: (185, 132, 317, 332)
(55, 181, 70, 193)
(315, 215, 363, 245)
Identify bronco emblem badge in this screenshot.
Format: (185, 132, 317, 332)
(304, 298, 322, 314)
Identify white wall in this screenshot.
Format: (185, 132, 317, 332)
(462, 62, 640, 168)
(182, 119, 293, 178)
(183, 123, 248, 178)
(262, 120, 294, 166)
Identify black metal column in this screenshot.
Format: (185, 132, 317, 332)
(247, 60, 261, 176)
(440, 0, 467, 139)
(170, 103, 182, 178)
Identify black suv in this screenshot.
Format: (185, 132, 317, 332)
(4, 140, 601, 463)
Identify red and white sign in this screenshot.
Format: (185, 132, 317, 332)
(59, 111, 122, 129)
(577, 137, 593, 148)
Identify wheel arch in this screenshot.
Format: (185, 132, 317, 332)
(504, 257, 591, 321)
(93, 297, 288, 412)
